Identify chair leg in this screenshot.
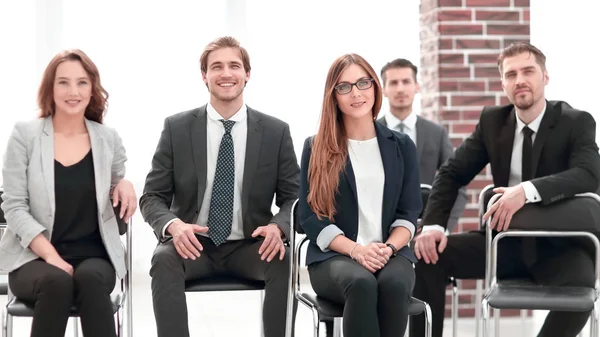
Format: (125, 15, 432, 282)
(117, 307, 123, 337)
(482, 299, 490, 337)
(333, 317, 342, 337)
(452, 281, 458, 337)
(259, 290, 265, 337)
(591, 301, 600, 337)
(475, 280, 483, 337)
(405, 316, 410, 337)
(310, 307, 320, 337)
(493, 309, 500, 337)
(73, 317, 80, 337)
(2, 306, 8, 337)
(424, 302, 433, 337)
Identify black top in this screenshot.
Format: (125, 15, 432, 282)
(51, 149, 108, 259)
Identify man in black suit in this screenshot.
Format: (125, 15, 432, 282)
(140, 36, 299, 337)
(378, 59, 467, 232)
(410, 42, 600, 337)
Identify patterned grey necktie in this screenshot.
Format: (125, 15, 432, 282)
(398, 122, 406, 134)
(207, 120, 236, 246)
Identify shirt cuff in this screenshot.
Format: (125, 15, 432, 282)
(162, 218, 179, 238)
(521, 181, 542, 203)
(316, 224, 344, 252)
(390, 219, 416, 240)
(421, 224, 446, 234)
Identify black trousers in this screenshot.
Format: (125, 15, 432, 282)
(149, 236, 296, 337)
(308, 255, 415, 337)
(410, 232, 595, 337)
(9, 257, 117, 337)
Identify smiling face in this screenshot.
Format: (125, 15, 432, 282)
(202, 47, 250, 105)
(334, 63, 375, 122)
(501, 51, 549, 111)
(53, 60, 92, 118)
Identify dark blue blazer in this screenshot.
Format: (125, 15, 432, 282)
(299, 122, 422, 266)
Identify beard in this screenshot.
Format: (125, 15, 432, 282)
(513, 92, 534, 110)
(210, 85, 244, 102)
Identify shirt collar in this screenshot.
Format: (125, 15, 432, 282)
(385, 111, 417, 130)
(207, 102, 247, 122)
(515, 101, 546, 134)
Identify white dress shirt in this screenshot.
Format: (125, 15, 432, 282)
(385, 111, 418, 145)
(348, 138, 385, 245)
(162, 103, 248, 240)
(422, 103, 545, 234)
(315, 137, 416, 252)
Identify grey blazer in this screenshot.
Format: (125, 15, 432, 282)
(378, 115, 468, 231)
(0, 117, 127, 278)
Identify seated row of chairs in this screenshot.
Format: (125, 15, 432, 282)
(1, 184, 599, 337)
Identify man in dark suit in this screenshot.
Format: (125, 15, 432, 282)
(378, 59, 467, 232)
(410, 42, 600, 337)
(139, 36, 300, 337)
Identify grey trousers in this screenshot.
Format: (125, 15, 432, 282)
(149, 236, 296, 337)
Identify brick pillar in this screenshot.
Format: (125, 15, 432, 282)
(419, 0, 530, 318)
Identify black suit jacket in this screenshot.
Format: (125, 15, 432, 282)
(423, 100, 600, 229)
(139, 105, 300, 242)
(299, 122, 422, 266)
(378, 115, 468, 230)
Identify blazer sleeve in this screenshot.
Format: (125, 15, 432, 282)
(139, 117, 180, 240)
(531, 111, 600, 203)
(298, 137, 340, 245)
(110, 129, 127, 190)
(110, 128, 128, 234)
(268, 124, 300, 239)
(394, 135, 422, 233)
(423, 113, 490, 229)
(0, 122, 46, 249)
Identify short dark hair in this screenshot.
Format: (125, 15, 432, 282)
(497, 42, 546, 74)
(380, 58, 418, 84)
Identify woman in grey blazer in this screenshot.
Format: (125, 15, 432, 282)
(0, 49, 136, 337)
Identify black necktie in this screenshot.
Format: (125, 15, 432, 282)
(522, 126, 534, 181)
(521, 126, 536, 266)
(207, 120, 236, 246)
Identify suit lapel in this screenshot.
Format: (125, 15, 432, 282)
(415, 116, 425, 159)
(191, 106, 208, 209)
(531, 102, 558, 177)
(41, 118, 55, 214)
(242, 107, 263, 219)
(496, 110, 516, 187)
(86, 120, 107, 214)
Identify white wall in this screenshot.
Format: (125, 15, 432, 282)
(531, 0, 600, 142)
(530, 1, 598, 334)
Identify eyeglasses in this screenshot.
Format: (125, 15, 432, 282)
(334, 78, 374, 95)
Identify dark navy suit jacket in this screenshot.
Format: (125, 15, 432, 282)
(299, 122, 422, 266)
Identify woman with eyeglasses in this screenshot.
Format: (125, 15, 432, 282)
(298, 54, 422, 337)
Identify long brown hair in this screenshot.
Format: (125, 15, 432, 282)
(307, 54, 382, 219)
(38, 49, 108, 124)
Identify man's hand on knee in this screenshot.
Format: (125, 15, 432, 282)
(167, 220, 207, 260)
(414, 230, 447, 264)
(252, 224, 285, 262)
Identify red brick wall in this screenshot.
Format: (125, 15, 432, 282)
(419, 0, 530, 318)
